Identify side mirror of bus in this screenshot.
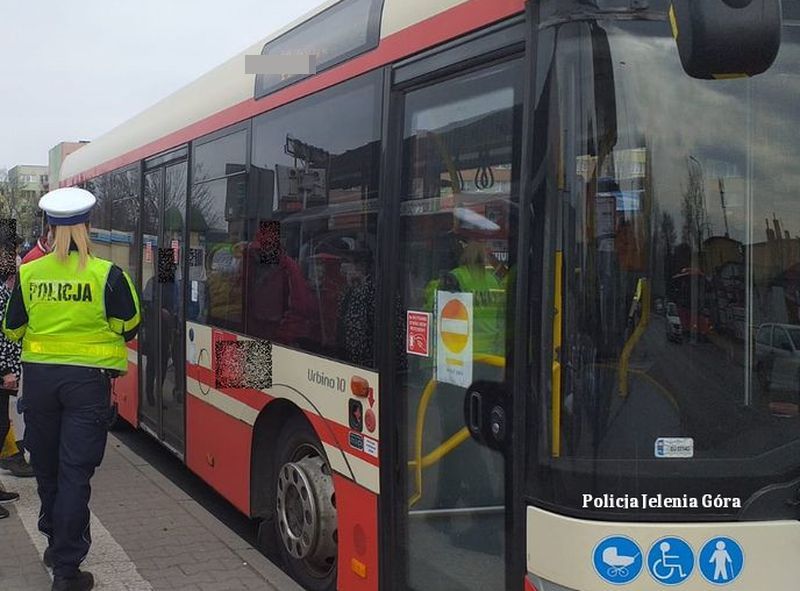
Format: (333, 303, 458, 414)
(670, 0, 782, 79)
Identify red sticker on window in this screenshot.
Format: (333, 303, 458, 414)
(406, 311, 431, 357)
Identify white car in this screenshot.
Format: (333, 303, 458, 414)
(754, 323, 800, 401)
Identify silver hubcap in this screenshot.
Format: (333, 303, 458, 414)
(277, 453, 337, 576)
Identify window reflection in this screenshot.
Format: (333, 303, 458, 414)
(140, 169, 161, 409)
(397, 61, 522, 591)
(86, 175, 112, 260)
(539, 16, 800, 513)
(250, 72, 381, 365)
(110, 168, 140, 284)
(191, 175, 248, 332)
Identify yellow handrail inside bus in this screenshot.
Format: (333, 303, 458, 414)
(408, 354, 505, 508)
(619, 278, 650, 398)
(551, 250, 563, 458)
(594, 362, 678, 411)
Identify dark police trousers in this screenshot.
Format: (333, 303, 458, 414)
(21, 362, 114, 578)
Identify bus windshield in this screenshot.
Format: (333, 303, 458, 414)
(532, 1, 800, 518)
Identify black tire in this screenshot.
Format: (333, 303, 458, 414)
(272, 416, 337, 591)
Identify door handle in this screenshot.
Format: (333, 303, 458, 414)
(469, 390, 483, 434)
(464, 381, 508, 452)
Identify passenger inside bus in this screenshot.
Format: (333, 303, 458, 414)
(205, 240, 245, 330)
(336, 247, 375, 367)
(424, 241, 506, 357)
(141, 251, 181, 406)
(244, 221, 315, 347)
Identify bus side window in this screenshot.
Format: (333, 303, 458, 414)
(249, 71, 382, 367)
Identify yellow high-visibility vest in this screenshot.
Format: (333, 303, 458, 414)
(9, 252, 139, 372)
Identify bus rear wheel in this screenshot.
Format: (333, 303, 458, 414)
(273, 417, 337, 591)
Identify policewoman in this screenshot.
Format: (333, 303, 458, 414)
(3, 187, 141, 591)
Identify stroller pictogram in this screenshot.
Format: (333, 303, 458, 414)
(603, 546, 640, 578)
(593, 536, 643, 584)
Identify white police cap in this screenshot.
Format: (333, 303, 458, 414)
(38, 187, 97, 226)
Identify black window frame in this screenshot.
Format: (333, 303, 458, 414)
(189, 121, 252, 333)
(254, 0, 385, 100)
(249, 69, 384, 365)
(191, 123, 250, 185)
(109, 163, 143, 285)
(144, 146, 189, 171)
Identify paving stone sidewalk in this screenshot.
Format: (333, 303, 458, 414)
(0, 434, 303, 591)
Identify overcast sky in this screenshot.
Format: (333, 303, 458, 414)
(0, 0, 324, 170)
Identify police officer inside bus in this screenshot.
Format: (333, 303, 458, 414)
(2, 187, 141, 591)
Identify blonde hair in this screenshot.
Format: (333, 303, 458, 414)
(53, 223, 92, 270)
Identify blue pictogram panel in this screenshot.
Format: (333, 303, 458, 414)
(593, 536, 643, 585)
(699, 537, 744, 585)
(647, 537, 694, 585)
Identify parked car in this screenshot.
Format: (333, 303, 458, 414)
(754, 323, 800, 404)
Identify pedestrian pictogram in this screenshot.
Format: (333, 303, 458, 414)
(698, 537, 744, 585)
(647, 537, 694, 585)
(436, 292, 473, 387)
(592, 536, 643, 585)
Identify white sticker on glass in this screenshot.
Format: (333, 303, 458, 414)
(654, 437, 694, 458)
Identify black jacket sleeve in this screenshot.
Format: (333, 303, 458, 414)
(105, 265, 141, 342)
(3, 273, 28, 338)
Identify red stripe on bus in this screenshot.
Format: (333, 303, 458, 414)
(112, 359, 139, 428)
(185, 362, 380, 468)
(334, 473, 379, 591)
(61, 0, 524, 186)
(186, 394, 252, 514)
(187, 363, 272, 413)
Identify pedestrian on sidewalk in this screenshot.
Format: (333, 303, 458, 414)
(0, 238, 35, 479)
(0, 424, 34, 477)
(3, 187, 141, 591)
(0, 230, 22, 516)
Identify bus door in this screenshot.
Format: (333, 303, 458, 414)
(139, 155, 188, 455)
(391, 54, 524, 591)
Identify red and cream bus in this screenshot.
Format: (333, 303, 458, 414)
(60, 0, 800, 590)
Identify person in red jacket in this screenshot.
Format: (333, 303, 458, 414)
(21, 225, 52, 265)
(244, 222, 316, 347)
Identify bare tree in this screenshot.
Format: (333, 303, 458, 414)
(0, 169, 39, 240)
(660, 211, 677, 277)
(681, 159, 708, 255)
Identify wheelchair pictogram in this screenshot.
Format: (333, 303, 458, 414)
(647, 537, 694, 585)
